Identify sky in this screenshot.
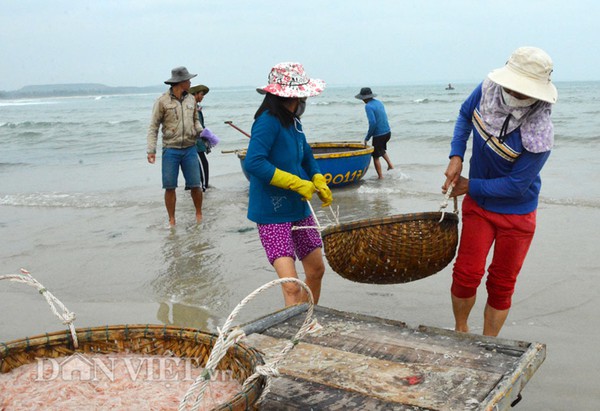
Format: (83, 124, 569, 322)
(0, 0, 598, 91)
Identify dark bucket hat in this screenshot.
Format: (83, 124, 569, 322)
(189, 84, 210, 95)
(164, 66, 197, 85)
(355, 87, 377, 100)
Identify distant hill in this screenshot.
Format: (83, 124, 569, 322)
(0, 83, 165, 99)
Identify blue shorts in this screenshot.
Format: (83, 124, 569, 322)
(161, 146, 201, 189)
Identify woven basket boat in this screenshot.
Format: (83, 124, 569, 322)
(322, 211, 459, 284)
(236, 142, 374, 188)
(0, 324, 265, 411)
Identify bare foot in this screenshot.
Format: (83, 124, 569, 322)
(387, 164, 394, 170)
(377, 175, 384, 180)
(169, 218, 176, 226)
(196, 214, 203, 224)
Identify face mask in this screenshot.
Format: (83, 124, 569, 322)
(501, 88, 537, 108)
(295, 98, 307, 117)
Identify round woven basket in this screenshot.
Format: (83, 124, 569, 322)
(0, 324, 265, 411)
(322, 212, 459, 284)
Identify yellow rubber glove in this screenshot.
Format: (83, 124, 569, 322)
(312, 173, 333, 207)
(270, 168, 316, 201)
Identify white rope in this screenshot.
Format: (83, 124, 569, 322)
(438, 185, 459, 222)
(179, 278, 316, 411)
(306, 201, 321, 230)
(292, 203, 340, 232)
(0, 269, 78, 348)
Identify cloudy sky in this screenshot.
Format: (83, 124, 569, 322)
(0, 0, 597, 90)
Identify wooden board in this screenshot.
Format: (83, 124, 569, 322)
(241, 305, 545, 410)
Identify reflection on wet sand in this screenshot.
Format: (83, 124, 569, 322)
(156, 301, 217, 331)
(151, 228, 232, 331)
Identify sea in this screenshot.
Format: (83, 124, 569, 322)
(1, 82, 599, 409)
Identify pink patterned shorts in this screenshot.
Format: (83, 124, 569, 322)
(257, 216, 323, 265)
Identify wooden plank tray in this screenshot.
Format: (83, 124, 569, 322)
(241, 305, 545, 410)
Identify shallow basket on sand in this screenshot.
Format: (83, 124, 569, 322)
(0, 324, 265, 411)
(322, 211, 459, 284)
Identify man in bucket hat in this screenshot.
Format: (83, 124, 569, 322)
(188, 84, 212, 192)
(442, 47, 557, 337)
(355, 87, 394, 179)
(147, 66, 203, 226)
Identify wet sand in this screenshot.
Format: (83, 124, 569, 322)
(1, 176, 599, 410)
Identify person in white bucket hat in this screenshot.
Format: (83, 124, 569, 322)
(244, 62, 332, 307)
(441, 47, 557, 337)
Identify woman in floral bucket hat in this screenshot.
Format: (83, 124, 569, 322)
(244, 62, 331, 307)
(442, 46, 557, 337)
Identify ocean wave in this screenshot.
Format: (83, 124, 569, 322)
(403, 98, 460, 105)
(106, 119, 140, 126)
(0, 119, 142, 129)
(0, 100, 58, 107)
(0, 192, 147, 209)
(554, 134, 600, 143)
(409, 119, 454, 125)
(0, 162, 28, 169)
(0, 120, 82, 128)
(15, 131, 43, 138)
(540, 196, 600, 209)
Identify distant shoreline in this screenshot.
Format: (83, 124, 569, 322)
(0, 83, 164, 100)
(1, 80, 594, 100)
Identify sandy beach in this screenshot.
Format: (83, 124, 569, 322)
(2, 83, 599, 409)
(1, 184, 599, 410)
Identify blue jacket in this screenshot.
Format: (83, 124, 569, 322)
(244, 111, 321, 224)
(450, 83, 551, 214)
(364, 99, 391, 141)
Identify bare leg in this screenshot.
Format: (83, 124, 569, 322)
(272, 257, 302, 306)
(382, 153, 394, 170)
(451, 293, 476, 333)
(300, 248, 325, 304)
(190, 187, 203, 223)
(165, 189, 176, 226)
(483, 304, 510, 337)
(373, 157, 384, 179)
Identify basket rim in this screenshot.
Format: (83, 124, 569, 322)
(322, 211, 459, 237)
(1, 324, 222, 348)
(1, 323, 266, 411)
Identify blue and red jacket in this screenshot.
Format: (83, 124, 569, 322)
(450, 83, 551, 214)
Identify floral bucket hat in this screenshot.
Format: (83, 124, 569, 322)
(257, 62, 325, 98)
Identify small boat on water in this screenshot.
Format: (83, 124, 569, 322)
(236, 142, 374, 188)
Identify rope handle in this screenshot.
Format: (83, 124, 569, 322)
(179, 278, 316, 411)
(292, 201, 339, 233)
(0, 269, 78, 348)
(439, 185, 459, 222)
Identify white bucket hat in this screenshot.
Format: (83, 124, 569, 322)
(257, 62, 325, 98)
(488, 46, 557, 103)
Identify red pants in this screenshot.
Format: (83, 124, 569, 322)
(451, 195, 536, 310)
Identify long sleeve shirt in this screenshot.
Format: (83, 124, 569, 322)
(364, 99, 391, 141)
(450, 83, 551, 214)
(244, 111, 321, 224)
(146, 90, 202, 154)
